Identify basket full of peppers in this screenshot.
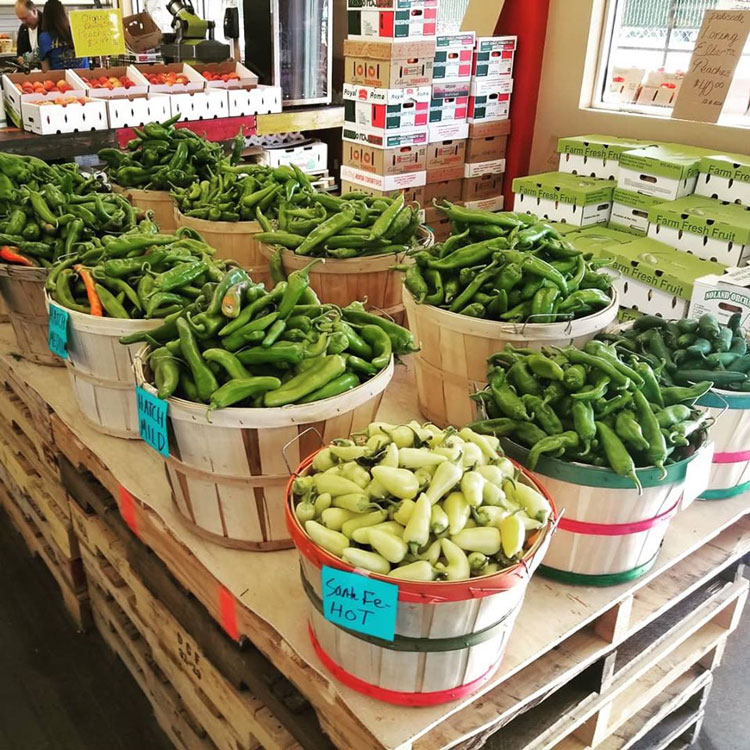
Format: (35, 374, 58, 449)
(130, 266, 419, 550)
(286, 423, 556, 703)
(44, 226, 231, 438)
(469, 341, 713, 584)
(600, 312, 750, 500)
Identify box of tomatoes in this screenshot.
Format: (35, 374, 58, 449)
(1, 69, 95, 129)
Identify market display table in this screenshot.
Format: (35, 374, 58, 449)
(0, 322, 748, 750)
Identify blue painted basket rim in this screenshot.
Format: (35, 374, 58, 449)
(501, 438, 701, 489)
(697, 388, 750, 410)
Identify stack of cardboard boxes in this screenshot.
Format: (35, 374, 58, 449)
(340, 0, 515, 242)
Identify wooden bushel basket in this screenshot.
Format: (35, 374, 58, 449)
(0, 266, 62, 366)
(502, 438, 713, 586)
(257, 226, 433, 323)
(404, 287, 620, 428)
(287, 456, 557, 705)
(45, 295, 165, 438)
(174, 209, 270, 286)
(134, 349, 395, 551)
(112, 184, 177, 231)
(0, 293, 8, 323)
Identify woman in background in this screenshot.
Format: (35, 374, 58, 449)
(39, 0, 88, 71)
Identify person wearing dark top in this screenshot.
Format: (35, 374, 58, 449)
(39, 0, 88, 71)
(15, 0, 42, 61)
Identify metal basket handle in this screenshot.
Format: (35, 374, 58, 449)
(281, 427, 325, 475)
(520, 312, 575, 335)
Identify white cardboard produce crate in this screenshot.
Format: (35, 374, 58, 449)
(226, 84, 282, 117)
(23, 96, 108, 135)
(258, 141, 327, 173)
(104, 93, 172, 130)
(170, 88, 229, 121)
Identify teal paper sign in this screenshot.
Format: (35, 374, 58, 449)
(48, 303, 69, 359)
(321, 565, 398, 641)
(136, 386, 169, 457)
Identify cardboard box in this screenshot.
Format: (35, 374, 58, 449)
(2, 70, 82, 128)
(462, 174, 504, 202)
(618, 143, 713, 200)
(225, 85, 282, 118)
(689, 266, 750, 326)
(425, 214, 452, 242)
(433, 33, 475, 83)
(347, 0, 438, 7)
(579, 234, 725, 318)
(22, 96, 108, 135)
(428, 120, 469, 143)
(472, 36, 517, 78)
(512, 171, 614, 227)
(344, 39, 436, 88)
(69, 66, 149, 99)
(138, 63, 205, 94)
(122, 12, 162, 53)
(170, 88, 229, 121)
(468, 78, 513, 123)
(603, 66, 644, 105)
(428, 85, 469, 124)
(647, 195, 750, 266)
(193, 61, 259, 90)
(426, 164, 464, 183)
(431, 80, 471, 99)
(343, 83, 430, 134)
(635, 70, 684, 107)
(343, 141, 426, 175)
(696, 153, 750, 206)
(104, 92, 172, 129)
(341, 180, 425, 206)
(463, 194, 504, 212)
(469, 119, 511, 139)
(347, 3, 438, 40)
(343, 125, 429, 149)
(465, 134, 507, 163)
(464, 158, 505, 178)
(608, 188, 663, 236)
(557, 135, 657, 181)
(341, 164, 426, 192)
(425, 139, 466, 170)
(259, 141, 328, 172)
(424, 179, 463, 203)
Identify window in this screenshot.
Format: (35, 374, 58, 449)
(593, 0, 750, 124)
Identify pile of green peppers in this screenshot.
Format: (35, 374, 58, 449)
(470, 341, 710, 492)
(600, 313, 750, 392)
(46, 224, 230, 319)
(254, 185, 422, 259)
(403, 201, 614, 322)
(171, 162, 302, 223)
(126, 265, 419, 411)
(98, 115, 225, 191)
(0, 152, 137, 267)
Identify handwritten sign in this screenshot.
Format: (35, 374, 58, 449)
(672, 9, 750, 123)
(321, 565, 398, 641)
(48, 303, 69, 360)
(136, 385, 169, 457)
(70, 9, 127, 58)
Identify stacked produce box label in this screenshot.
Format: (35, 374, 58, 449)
(557, 134, 656, 182)
(695, 152, 750, 206)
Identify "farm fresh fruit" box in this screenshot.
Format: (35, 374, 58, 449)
(695, 152, 750, 206)
(557, 134, 656, 181)
(608, 188, 664, 236)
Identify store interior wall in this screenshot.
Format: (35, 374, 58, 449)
(529, 0, 750, 174)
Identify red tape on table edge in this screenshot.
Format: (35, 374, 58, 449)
(713, 449, 750, 464)
(557, 498, 680, 536)
(116, 116, 258, 149)
(285, 454, 557, 604)
(309, 623, 501, 706)
(218, 585, 239, 641)
(118, 485, 139, 538)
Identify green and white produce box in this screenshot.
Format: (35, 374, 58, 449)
(566, 225, 635, 253)
(618, 143, 714, 200)
(511, 171, 614, 227)
(689, 266, 750, 327)
(557, 134, 656, 181)
(696, 152, 750, 206)
(648, 195, 750, 266)
(578, 235, 725, 318)
(609, 188, 664, 236)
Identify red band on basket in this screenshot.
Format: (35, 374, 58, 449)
(309, 624, 501, 706)
(118, 486, 139, 538)
(557, 498, 680, 536)
(218, 585, 239, 641)
(713, 449, 750, 464)
(285, 453, 557, 604)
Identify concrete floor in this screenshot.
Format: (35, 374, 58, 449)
(694, 567, 750, 750)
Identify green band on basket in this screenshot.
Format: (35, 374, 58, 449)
(501, 438, 691, 489)
(699, 479, 750, 501)
(301, 573, 514, 652)
(538, 553, 659, 587)
(697, 390, 750, 410)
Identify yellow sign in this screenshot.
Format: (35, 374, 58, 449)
(70, 9, 127, 58)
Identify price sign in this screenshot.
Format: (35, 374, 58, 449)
(136, 385, 169, 457)
(48, 303, 69, 360)
(70, 9, 127, 58)
(321, 565, 398, 641)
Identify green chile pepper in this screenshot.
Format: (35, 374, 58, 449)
(572, 401, 596, 452)
(527, 431, 579, 471)
(264, 355, 346, 407)
(177, 318, 218, 402)
(596, 421, 642, 492)
(522, 394, 563, 435)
